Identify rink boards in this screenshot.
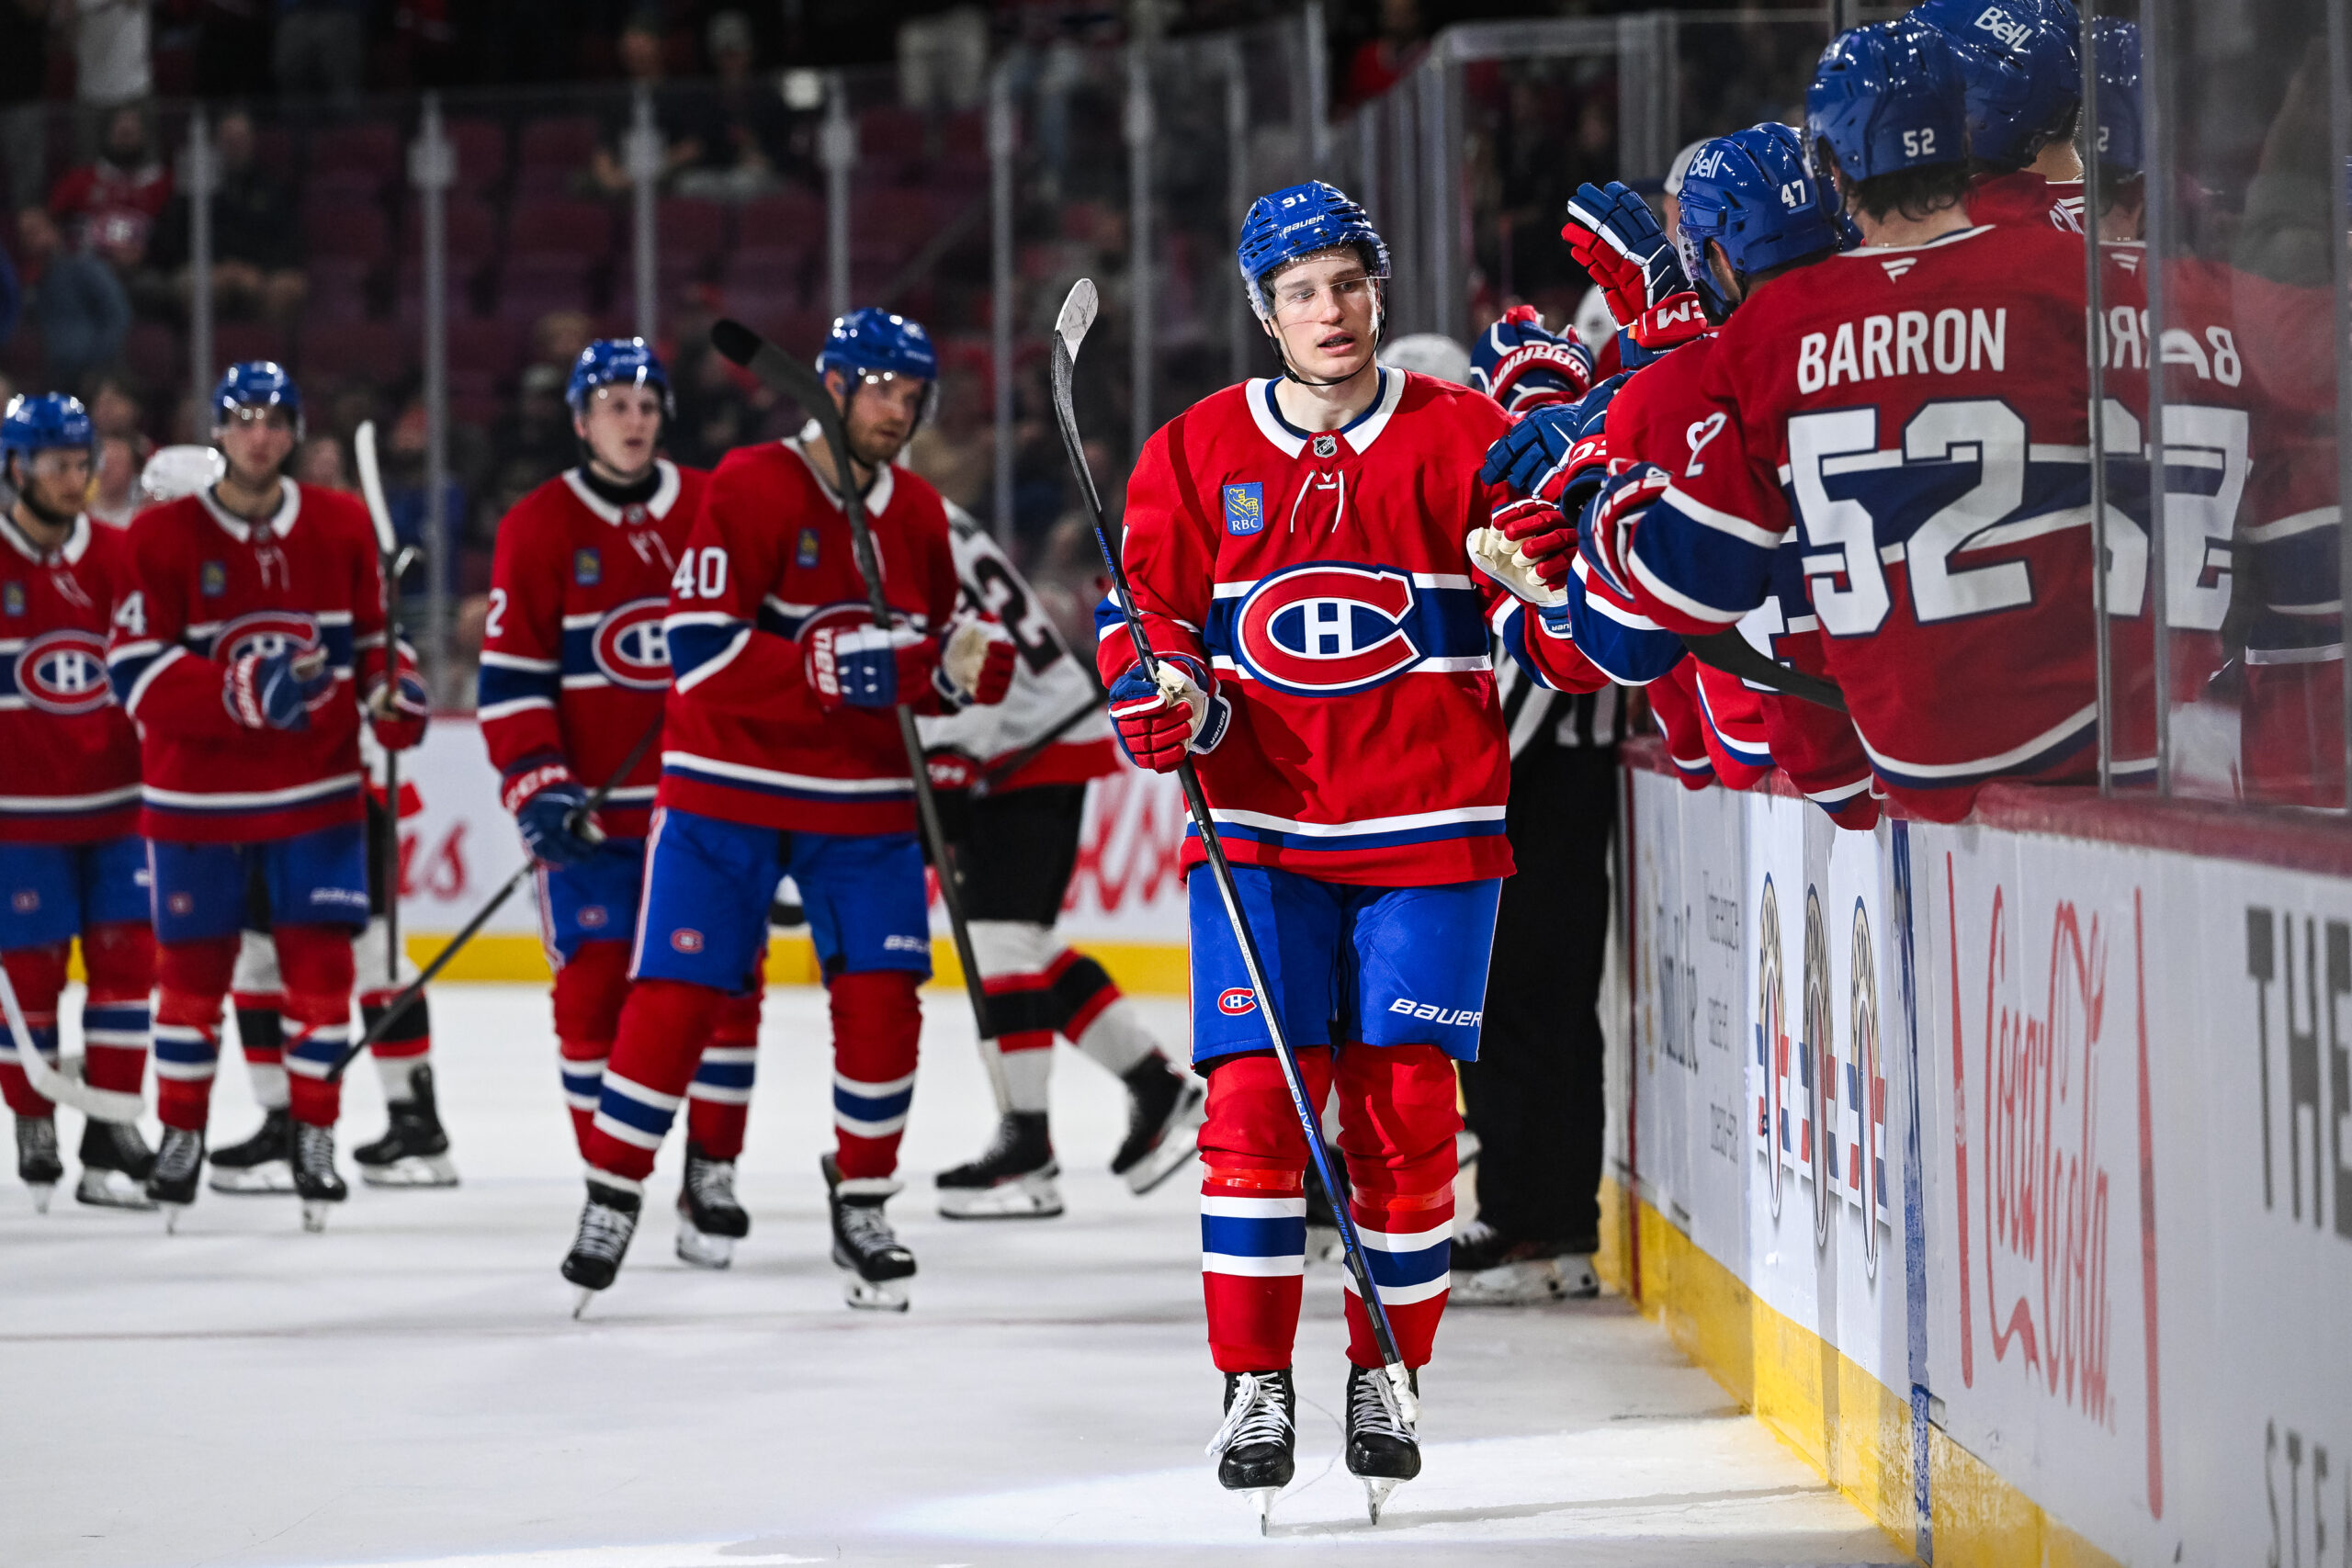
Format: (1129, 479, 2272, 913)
(1611, 741, 2352, 1566)
(392, 719, 1193, 994)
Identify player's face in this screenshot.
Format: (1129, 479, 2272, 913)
(574, 383, 664, 479)
(1263, 253, 1381, 383)
(216, 404, 297, 488)
(839, 370, 928, 468)
(14, 447, 90, 520)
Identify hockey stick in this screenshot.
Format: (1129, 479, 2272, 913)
(352, 420, 423, 984)
(708, 318, 998, 1042)
(971, 694, 1105, 796)
(0, 957, 141, 1122)
(1680, 629, 1847, 714)
(1047, 278, 1419, 1424)
(322, 711, 664, 1082)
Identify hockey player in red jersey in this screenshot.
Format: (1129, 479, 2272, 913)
(480, 338, 764, 1267)
(558, 310, 1015, 1312)
(0, 394, 156, 1213)
(1101, 182, 1608, 1521)
(107, 362, 428, 1230)
(922, 502, 1204, 1221)
(1913, 0, 2086, 232)
(1611, 21, 2119, 824)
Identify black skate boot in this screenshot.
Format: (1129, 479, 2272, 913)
(290, 1121, 348, 1233)
(1110, 1056, 1204, 1195)
(675, 1142, 750, 1269)
(561, 1180, 641, 1315)
(822, 1152, 915, 1311)
(354, 1064, 458, 1189)
(935, 1111, 1062, 1220)
(76, 1119, 156, 1211)
(1206, 1368, 1295, 1534)
(148, 1125, 205, 1230)
(16, 1113, 61, 1213)
(1449, 1219, 1599, 1304)
(1344, 1363, 1421, 1524)
(208, 1106, 295, 1193)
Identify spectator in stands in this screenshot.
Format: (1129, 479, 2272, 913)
(905, 363, 988, 513)
(0, 0, 51, 214)
(589, 13, 712, 196)
(293, 433, 348, 491)
(48, 103, 171, 277)
(674, 8, 795, 201)
(1342, 0, 1425, 108)
(87, 429, 141, 525)
(667, 325, 762, 468)
(153, 107, 307, 327)
(382, 395, 465, 598)
(82, 366, 142, 439)
(275, 0, 368, 107)
(13, 205, 130, 390)
(69, 0, 150, 117)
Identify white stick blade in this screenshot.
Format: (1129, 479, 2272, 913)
(1055, 279, 1100, 361)
(352, 420, 399, 556)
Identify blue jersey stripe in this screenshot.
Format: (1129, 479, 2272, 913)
(1187, 818, 1508, 853)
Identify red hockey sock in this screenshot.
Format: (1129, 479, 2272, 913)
(154, 938, 239, 1132)
(828, 969, 920, 1181)
(276, 924, 356, 1129)
(553, 941, 632, 1154)
(359, 981, 431, 1103)
(580, 977, 724, 1190)
(1334, 1043, 1459, 1371)
(685, 979, 762, 1161)
(1198, 1047, 1334, 1374)
(80, 921, 154, 1100)
(0, 943, 68, 1118)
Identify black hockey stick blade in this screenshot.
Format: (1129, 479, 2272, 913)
(1681, 630, 1849, 714)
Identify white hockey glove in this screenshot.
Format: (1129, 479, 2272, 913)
(940, 615, 1018, 705)
(1466, 526, 1569, 610)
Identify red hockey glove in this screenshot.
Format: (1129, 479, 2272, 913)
(805, 623, 938, 712)
(1490, 496, 1576, 591)
(1577, 463, 1673, 604)
(939, 615, 1018, 705)
(367, 666, 431, 751)
(1561, 180, 1690, 327)
(223, 645, 330, 731)
(1107, 655, 1227, 773)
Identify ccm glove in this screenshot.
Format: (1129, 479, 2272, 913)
(1465, 525, 1568, 610)
(1577, 463, 1674, 604)
(1469, 305, 1595, 415)
(1561, 180, 1690, 324)
(1106, 655, 1227, 773)
(367, 665, 431, 751)
(805, 623, 937, 712)
(939, 616, 1018, 705)
(1490, 496, 1577, 592)
(223, 645, 330, 731)
(503, 760, 603, 867)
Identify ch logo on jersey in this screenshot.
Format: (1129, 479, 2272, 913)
(16, 629, 114, 715)
(1216, 987, 1259, 1016)
(1231, 562, 1421, 696)
(591, 598, 671, 691)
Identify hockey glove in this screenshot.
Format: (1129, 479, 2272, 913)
(224, 645, 331, 731)
(503, 760, 603, 867)
(939, 615, 1018, 706)
(805, 623, 936, 712)
(366, 666, 432, 751)
(1577, 463, 1674, 604)
(1477, 402, 1579, 497)
(1466, 525, 1568, 611)
(1468, 305, 1595, 416)
(1491, 496, 1577, 592)
(1107, 655, 1227, 773)
(1629, 291, 1712, 355)
(1561, 181, 1690, 326)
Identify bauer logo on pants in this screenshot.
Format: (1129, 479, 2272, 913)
(1217, 987, 1259, 1016)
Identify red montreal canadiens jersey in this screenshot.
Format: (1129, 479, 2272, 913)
(0, 514, 141, 842)
(107, 482, 394, 843)
(1627, 225, 2109, 823)
(660, 436, 961, 835)
(1102, 370, 1607, 886)
(1969, 171, 2086, 233)
(478, 460, 707, 840)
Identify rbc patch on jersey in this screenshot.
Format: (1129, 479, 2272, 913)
(200, 561, 227, 597)
(573, 547, 601, 586)
(1222, 483, 1265, 536)
(1, 582, 21, 617)
(796, 526, 820, 568)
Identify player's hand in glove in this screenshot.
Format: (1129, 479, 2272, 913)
(1479, 402, 1580, 497)
(805, 623, 936, 712)
(939, 616, 1018, 705)
(1560, 180, 1690, 326)
(223, 644, 330, 731)
(1577, 463, 1674, 604)
(366, 666, 431, 750)
(1629, 290, 1711, 355)
(503, 760, 604, 867)
(1466, 525, 1568, 610)
(1469, 305, 1595, 416)
(1491, 496, 1577, 591)
(1107, 654, 1228, 773)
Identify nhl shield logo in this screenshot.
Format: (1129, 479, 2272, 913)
(1222, 483, 1264, 537)
(1231, 561, 1422, 696)
(1312, 433, 1339, 458)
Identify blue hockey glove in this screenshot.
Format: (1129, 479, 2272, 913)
(1469, 305, 1595, 416)
(223, 645, 331, 731)
(1561, 180, 1690, 326)
(806, 623, 936, 712)
(502, 761, 603, 867)
(1478, 402, 1580, 496)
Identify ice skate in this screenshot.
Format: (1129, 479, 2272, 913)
(562, 1181, 641, 1315)
(1449, 1221, 1599, 1304)
(822, 1152, 915, 1311)
(1205, 1368, 1295, 1534)
(75, 1119, 156, 1211)
(675, 1142, 749, 1269)
(935, 1111, 1063, 1220)
(290, 1121, 348, 1232)
(147, 1126, 205, 1231)
(207, 1107, 296, 1193)
(1110, 1058, 1204, 1195)
(1344, 1363, 1420, 1524)
(353, 1064, 458, 1188)
(16, 1113, 61, 1213)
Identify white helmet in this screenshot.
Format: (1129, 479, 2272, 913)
(1376, 333, 1473, 388)
(138, 445, 226, 507)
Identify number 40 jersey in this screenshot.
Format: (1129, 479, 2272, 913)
(1624, 222, 2119, 823)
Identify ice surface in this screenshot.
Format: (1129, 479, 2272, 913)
(0, 985, 1904, 1567)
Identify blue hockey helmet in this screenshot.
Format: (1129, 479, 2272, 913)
(1805, 19, 1971, 187)
(212, 360, 304, 440)
(1910, 0, 2081, 170)
(818, 308, 938, 385)
(1236, 180, 1391, 318)
(1674, 124, 1845, 317)
(567, 336, 674, 417)
(1, 392, 95, 484)
(2091, 17, 2142, 177)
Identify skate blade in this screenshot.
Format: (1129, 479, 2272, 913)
(571, 1286, 600, 1320)
(356, 1155, 459, 1189)
(75, 1170, 157, 1211)
(842, 1274, 910, 1312)
(674, 1226, 734, 1269)
(937, 1173, 1064, 1220)
(27, 1180, 53, 1214)
(300, 1200, 332, 1233)
(209, 1162, 296, 1195)
(1121, 1122, 1203, 1196)
(161, 1201, 187, 1234)
(1245, 1485, 1278, 1535)
(1363, 1475, 1401, 1526)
